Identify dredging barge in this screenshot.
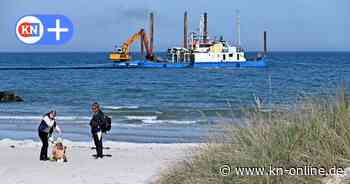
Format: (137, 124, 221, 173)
(109, 12, 267, 69)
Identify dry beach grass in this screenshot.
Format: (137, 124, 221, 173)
(155, 82, 350, 184)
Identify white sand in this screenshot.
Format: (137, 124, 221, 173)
(0, 139, 198, 184)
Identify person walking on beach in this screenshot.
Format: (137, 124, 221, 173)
(90, 102, 105, 159)
(38, 110, 61, 161)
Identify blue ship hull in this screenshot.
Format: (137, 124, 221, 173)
(0, 59, 266, 71)
(113, 61, 191, 68)
(113, 59, 267, 68)
(192, 60, 267, 68)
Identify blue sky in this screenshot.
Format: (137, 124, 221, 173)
(0, 0, 349, 52)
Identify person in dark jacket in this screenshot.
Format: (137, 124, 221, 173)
(38, 110, 61, 161)
(90, 102, 104, 159)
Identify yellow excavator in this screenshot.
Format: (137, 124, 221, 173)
(109, 29, 154, 62)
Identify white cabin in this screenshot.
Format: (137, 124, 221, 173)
(167, 41, 247, 63)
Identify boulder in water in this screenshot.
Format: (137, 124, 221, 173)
(0, 91, 24, 102)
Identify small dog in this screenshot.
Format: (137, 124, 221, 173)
(51, 139, 67, 162)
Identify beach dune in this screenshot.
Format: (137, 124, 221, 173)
(0, 139, 196, 184)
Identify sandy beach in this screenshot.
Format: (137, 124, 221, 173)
(0, 139, 198, 184)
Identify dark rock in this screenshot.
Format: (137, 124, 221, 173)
(0, 91, 24, 102)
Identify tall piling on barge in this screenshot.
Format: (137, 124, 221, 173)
(184, 11, 188, 49)
(264, 31, 268, 56)
(203, 12, 208, 43)
(149, 12, 154, 53)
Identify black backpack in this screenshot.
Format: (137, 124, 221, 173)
(101, 115, 112, 133)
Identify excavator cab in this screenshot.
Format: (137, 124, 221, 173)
(109, 45, 130, 61)
(115, 47, 123, 53)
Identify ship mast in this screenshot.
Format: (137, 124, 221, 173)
(236, 10, 241, 47)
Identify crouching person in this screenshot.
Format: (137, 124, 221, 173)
(90, 102, 104, 159)
(38, 110, 61, 161)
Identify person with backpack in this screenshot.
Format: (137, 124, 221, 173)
(38, 110, 61, 161)
(89, 102, 108, 159)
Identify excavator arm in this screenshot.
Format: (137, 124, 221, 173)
(109, 29, 154, 62)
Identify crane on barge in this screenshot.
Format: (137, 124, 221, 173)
(109, 29, 154, 62)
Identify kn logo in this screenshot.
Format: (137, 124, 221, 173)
(16, 15, 74, 45)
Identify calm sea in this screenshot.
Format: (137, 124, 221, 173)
(0, 52, 349, 143)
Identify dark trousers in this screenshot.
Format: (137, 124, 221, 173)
(38, 131, 49, 160)
(92, 133, 103, 158)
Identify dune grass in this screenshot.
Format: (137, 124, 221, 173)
(155, 83, 350, 184)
